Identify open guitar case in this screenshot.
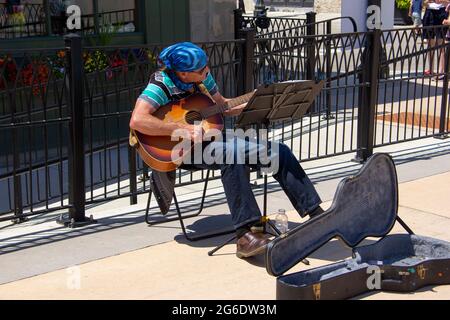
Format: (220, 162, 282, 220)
(265, 153, 450, 300)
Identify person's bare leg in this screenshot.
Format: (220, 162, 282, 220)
(429, 38, 436, 74)
(438, 39, 446, 75)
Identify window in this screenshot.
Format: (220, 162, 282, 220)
(0, 0, 46, 39)
(78, 0, 136, 35)
(0, 0, 137, 39)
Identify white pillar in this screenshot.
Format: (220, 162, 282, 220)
(341, 0, 394, 32)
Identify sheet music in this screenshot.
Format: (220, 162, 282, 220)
(235, 80, 325, 128)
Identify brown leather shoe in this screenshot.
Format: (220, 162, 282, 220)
(236, 231, 272, 259)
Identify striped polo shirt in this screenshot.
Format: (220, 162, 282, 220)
(138, 71, 219, 109)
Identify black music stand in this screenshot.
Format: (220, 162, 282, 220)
(208, 80, 325, 256)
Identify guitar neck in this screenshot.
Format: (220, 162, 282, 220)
(202, 92, 254, 118)
(226, 92, 255, 109)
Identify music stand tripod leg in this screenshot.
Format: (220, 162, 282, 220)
(396, 216, 415, 235)
(208, 234, 237, 256)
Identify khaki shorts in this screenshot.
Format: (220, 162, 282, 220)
(412, 12, 422, 27)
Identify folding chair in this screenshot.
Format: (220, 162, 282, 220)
(144, 169, 236, 242)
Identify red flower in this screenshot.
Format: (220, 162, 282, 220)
(109, 54, 129, 78)
(21, 61, 49, 96)
(0, 56, 18, 89)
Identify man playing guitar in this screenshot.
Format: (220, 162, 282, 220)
(130, 42, 324, 258)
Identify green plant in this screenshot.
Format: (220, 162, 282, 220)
(396, 0, 411, 10)
(97, 21, 123, 46)
(87, 15, 124, 46)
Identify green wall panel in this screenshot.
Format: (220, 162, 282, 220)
(144, 0, 190, 44)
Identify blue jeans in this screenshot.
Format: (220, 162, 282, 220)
(180, 137, 322, 229)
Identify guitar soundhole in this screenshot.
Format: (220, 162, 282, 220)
(185, 111, 203, 125)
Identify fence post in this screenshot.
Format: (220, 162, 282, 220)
(57, 34, 94, 228)
(43, 0, 53, 36)
(437, 43, 450, 139)
(128, 145, 138, 205)
(323, 20, 334, 120)
(354, 29, 381, 163)
(306, 11, 316, 81)
(238, 28, 255, 95)
(306, 11, 316, 112)
(12, 130, 23, 223)
(234, 8, 244, 40)
(8, 77, 25, 223)
(10, 91, 24, 223)
(93, 0, 100, 35)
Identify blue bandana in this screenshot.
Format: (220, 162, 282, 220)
(158, 42, 207, 72)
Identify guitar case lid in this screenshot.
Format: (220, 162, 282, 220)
(266, 153, 399, 277)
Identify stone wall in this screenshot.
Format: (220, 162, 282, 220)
(190, 0, 236, 42)
(314, 0, 342, 14)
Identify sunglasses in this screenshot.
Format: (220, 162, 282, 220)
(192, 65, 208, 75)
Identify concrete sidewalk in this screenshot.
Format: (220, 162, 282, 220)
(0, 140, 449, 300)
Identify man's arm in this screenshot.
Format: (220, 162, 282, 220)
(129, 99, 193, 136)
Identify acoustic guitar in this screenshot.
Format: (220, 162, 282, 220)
(130, 91, 254, 172)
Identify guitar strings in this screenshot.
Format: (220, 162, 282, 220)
(165, 93, 253, 125)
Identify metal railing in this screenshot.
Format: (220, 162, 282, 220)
(81, 9, 136, 35)
(375, 26, 450, 147)
(1, 25, 449, 225)
(264, 0, 314, 7)
(0, 46, 70, 221)
(239, 13, 308, 37)
(0, 3, 46, 38)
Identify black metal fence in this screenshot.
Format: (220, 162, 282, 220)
(241, 14, 308, 37)
(0, 46, 71, 221)
(375, 26, 450, 147)
(1, 23, 449, 225)
(237, 11, 357, 39)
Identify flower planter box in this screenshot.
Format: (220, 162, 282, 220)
(394, 7, 413, 25)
